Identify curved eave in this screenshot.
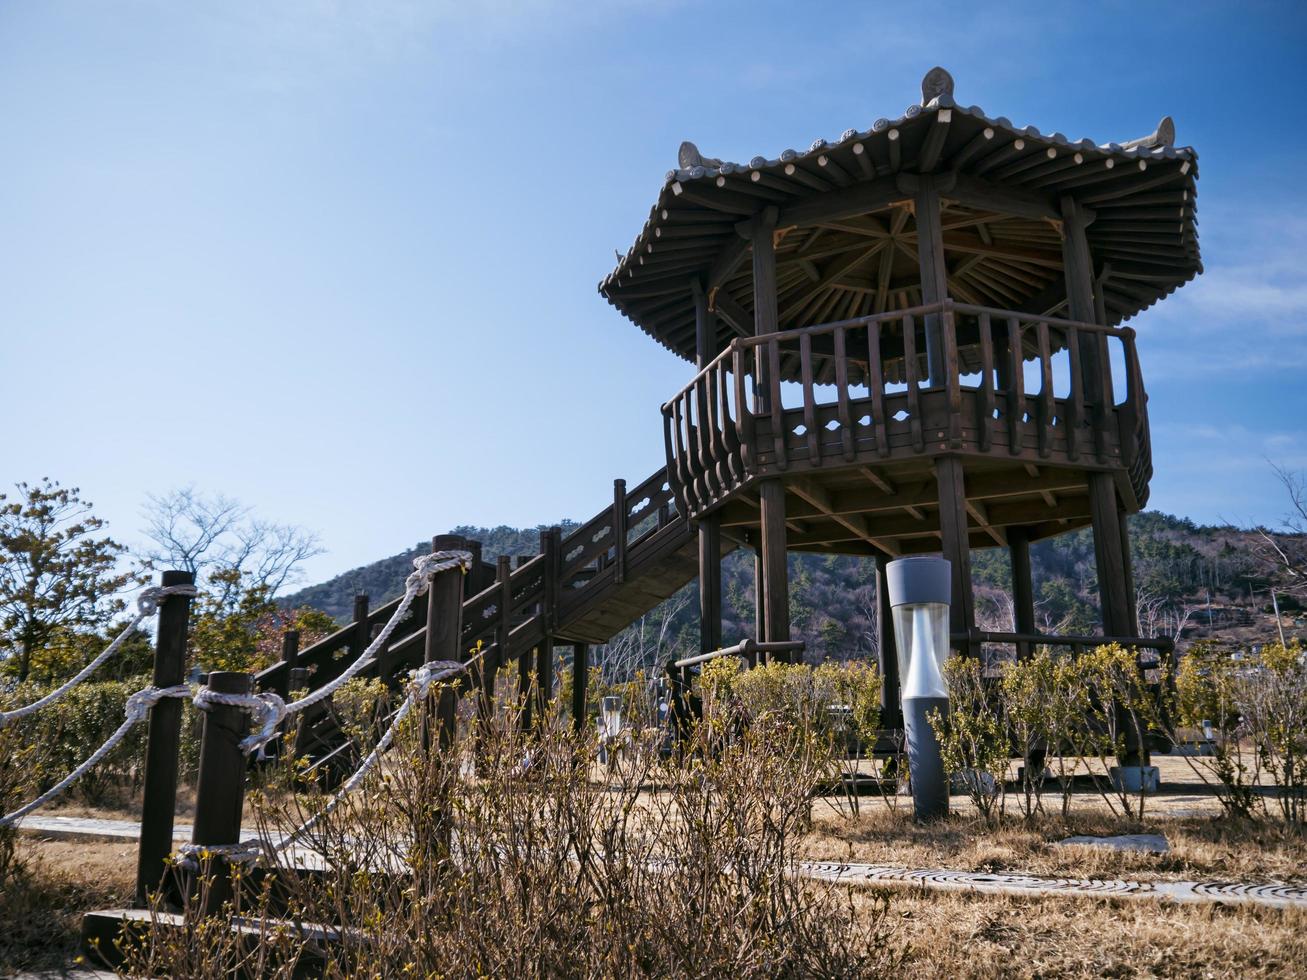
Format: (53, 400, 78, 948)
(600, 98, 1200, 365)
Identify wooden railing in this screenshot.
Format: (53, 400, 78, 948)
(661, 299, 1151, 516)
(255, 465, 683, 721)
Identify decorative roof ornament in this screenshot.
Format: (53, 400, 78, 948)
(678, 141, 723, 170)
(920, 66, 955, 107)
(1120, 116, 1175, 151)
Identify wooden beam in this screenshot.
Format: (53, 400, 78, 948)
(790, 479, 899, 556)
(966, 499, 1007, 547)
(711, 289, 753, 337)
(949, 173, 1059, 222)
(935, 456, 976, 654)
(777, 176, 903, 228)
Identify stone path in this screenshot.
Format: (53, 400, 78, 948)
(19, 815, 1307, 912)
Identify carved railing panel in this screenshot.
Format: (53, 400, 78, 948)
(662, 300, 1150, 516)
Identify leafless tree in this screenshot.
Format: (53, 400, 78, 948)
(1252, 463, 1307, 599)
(141, 487, 323, 598)
(1135, 586, 1198, 642)
(597, 588, 693, 684)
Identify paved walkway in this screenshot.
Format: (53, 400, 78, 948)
(18, 815, 1307, 912)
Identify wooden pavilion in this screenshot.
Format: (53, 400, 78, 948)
(248, 68, 1198, 778)
(599, 67, 1199, 750)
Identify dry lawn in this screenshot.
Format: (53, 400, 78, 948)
(0, 838, 134, 975)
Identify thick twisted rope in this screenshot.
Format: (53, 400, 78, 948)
(175, 840, 266, 872)
(0, 684, 191, 826)
(272, 653, 480, 854)
(0, 584, 198, 727)
(239, 550, 471, 755)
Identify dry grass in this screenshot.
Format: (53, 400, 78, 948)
(0, 838, 134, 974)
(861, 889, 1307, 979)
(804, 803, 1307, 883)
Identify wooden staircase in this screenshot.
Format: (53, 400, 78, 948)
(254, 464, 727, 781)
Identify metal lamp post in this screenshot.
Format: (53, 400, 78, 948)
(886, 555, 952, 821)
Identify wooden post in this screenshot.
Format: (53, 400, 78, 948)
(912, 176, 949, 386)
(572, 644, 588, 735)
(1009, 526, 1037, 658)
(934, 457, 975, 657)
(350, 593, 370, 661)
(1118, 507, 1139, 635)
(189, 671, 253, 917)
(276, 631, 300, 700)
(134, 570, 195, 907)
(1088, 473, 1145, 766)
(698, 516, 722, 654)
(612, 480, 628, 584)
(1061, 195, 1106, 407)
(752, 548, 765, 664)
(750, 207, 779, 416)
(875, 555, 901, 730)
(758, 480, 791, 651)
(534, 638, 554, 725)
(427, 535, 466, 751)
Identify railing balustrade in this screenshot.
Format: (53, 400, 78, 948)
(661, 299, 1150, 517)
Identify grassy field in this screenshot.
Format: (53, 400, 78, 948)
(5, 752, 1306, 978)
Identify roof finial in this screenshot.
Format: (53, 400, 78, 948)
(678, 141, 723, 170)
(920, 67, 954, 107)
(1121, 116, 1175, 151)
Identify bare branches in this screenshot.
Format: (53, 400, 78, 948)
(1250, 463, 1307, 599)
(141, 488, 323, 598)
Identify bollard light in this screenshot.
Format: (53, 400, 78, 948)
(601, 695, 624, 741)
(886, 555, 952, 821)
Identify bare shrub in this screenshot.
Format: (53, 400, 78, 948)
(120, 685, 898, 978)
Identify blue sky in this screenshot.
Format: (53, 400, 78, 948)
(4, 1, 1306, 587)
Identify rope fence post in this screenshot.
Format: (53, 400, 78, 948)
(189, 671, 254, 917)
(427, 535, 466, 752)
(133, 570, 195, 908)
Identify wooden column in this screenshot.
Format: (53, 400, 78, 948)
(911, 176, 949, 386)
(1117, 508, 1139, 635)
(1061, 195, 1105, 405)
(134, 570, 194, 907)
(934, 457, 975, 655)
(875, 554, 901, 730)
(694, 276, 724, 655)
(758, 480, 790, 653)
(1008, 526, 1037, 658)
(189, 671, 252, 916)
(750, 206, 779, 414)
(698, 519, 722, 654)
(1088, 474, 1132, 638)
(534, 637, 553, 723)
(428, 534, 466, 750)
(752, 548, 766, 662)
(571, 643, 588, 735)
(1089, 472, 1145, 766)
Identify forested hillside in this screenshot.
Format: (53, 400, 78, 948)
(283, 511, 1305, 676)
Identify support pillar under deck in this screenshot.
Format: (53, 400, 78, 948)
(934, 456, 975, 657)
(698, 516, 722, 654)
(758, 479, 791, 656)
(875, 553, 901, 730)
(1089, 471, 1146, 766)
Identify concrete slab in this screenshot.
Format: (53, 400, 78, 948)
(1054, 832, 1170, 854)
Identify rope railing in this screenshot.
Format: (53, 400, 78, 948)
(1, 553, 472, 831)
(0, 583, 199, 727)
(235, 550, 471, 755)
(0, 683, 192, 827)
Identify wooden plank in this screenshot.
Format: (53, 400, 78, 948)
(1065, 324, 1084, 461)
(1006, 317, 1024, 455)
(769, 340, 787, 469)
(868, 320, 889, 456)
(799, 331, 819, 462)
(901, 314, 925, 452)
(1035, 320, 1054, 459)
(833, 326, 855, 460)
(978, 311, 995, 451)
